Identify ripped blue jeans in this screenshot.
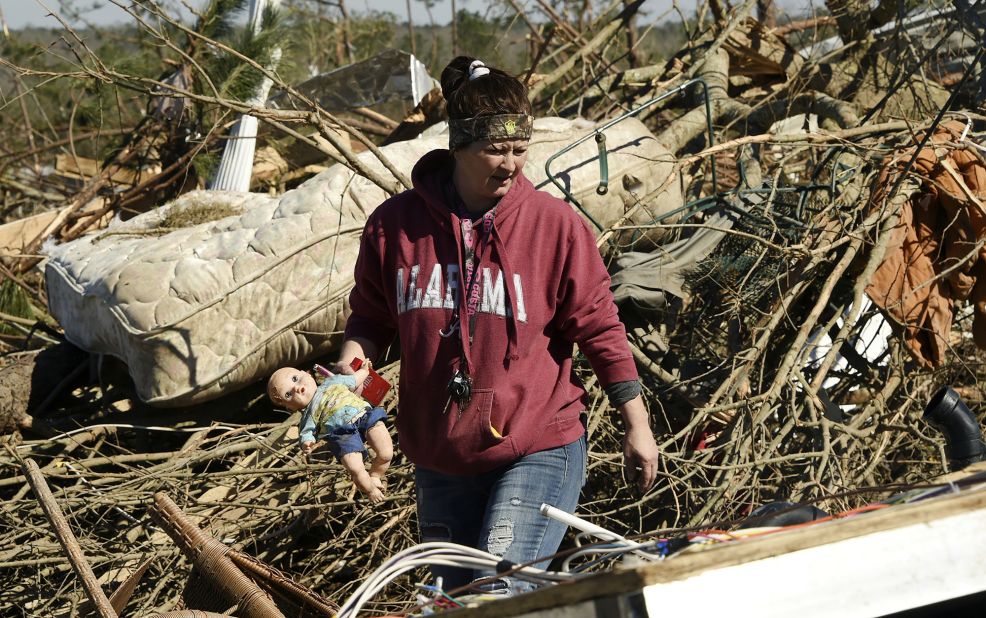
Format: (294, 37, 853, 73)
(415, 435, 586, 595)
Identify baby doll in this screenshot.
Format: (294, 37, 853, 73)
(267, 363, 392, 503)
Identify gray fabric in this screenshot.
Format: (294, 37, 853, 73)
(604, 380, 642, 408)
(610, 210, 740, 309)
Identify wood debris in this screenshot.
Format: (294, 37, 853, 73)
(1, 0, 985, 615)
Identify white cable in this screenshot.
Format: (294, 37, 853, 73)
(345, 549, 563, 615)
(339, 544, 490, 616)
(562, 544, 632, 572)
(336, 542, 578, 617)
(539, 504, 635, 545)
(561, 533, 668, 572)
(959, 113, 973, 143)
(956, 112, 986, 153)
(966, 138, 986, 153)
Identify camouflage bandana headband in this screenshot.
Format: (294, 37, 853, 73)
(448, 114, 534, 150)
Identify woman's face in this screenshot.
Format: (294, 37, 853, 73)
(453, 138, 530, 212)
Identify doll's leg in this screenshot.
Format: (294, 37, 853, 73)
(340, 451, 384, 503)
(364, 421, 393, 480)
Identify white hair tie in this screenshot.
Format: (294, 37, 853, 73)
(468, 60, 490, 80)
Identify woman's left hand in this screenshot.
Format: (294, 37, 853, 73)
(618, 396, 660, 493)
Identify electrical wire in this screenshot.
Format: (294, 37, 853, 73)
(562, 541, 666, 573)
(557, 526, 669, 572)
(338, 489, 974, 615)
(335, 542, 581, 617)
(415, 583, 464, 609)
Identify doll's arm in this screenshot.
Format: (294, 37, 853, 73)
(298, 410, 317, 446)
(352, 366, 370, 390)
(325, 373, 369, 392)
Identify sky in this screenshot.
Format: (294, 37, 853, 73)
(0, 0, 820, 30)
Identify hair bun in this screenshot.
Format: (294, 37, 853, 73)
(440, 55, 476, 103)
(439, 55, 532, 129)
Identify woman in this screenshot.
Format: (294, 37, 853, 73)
(334, 56, 659, 594)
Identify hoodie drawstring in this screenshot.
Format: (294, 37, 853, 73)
(490, 225, 521, 365)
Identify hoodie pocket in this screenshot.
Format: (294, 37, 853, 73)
(449, 388, 517, 458)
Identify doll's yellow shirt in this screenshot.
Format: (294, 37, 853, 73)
(312, 383, 369, 430)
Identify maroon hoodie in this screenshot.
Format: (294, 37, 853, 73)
(345, 149, 638, 475)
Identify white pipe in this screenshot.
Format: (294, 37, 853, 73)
(539, 503, 636, 546)
(210, 0, 281, 192)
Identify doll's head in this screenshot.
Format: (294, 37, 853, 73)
(268, 367, 319, 411)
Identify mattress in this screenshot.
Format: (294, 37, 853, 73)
(45, 117, 679, 405)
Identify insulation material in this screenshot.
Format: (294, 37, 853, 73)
(44, 117, 679, 406)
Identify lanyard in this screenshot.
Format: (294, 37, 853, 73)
(439, 184, 496, 344)
(460, 209, 495, 332)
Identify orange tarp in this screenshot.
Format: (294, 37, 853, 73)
(867, 120, 986, 367)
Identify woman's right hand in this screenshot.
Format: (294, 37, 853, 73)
(334, 337, 379, 375)
(330, 361, 356, 375)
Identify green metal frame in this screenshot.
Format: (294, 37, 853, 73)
(545, 78, 863, 238)
(544, 78, 717, 232)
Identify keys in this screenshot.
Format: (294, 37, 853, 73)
(443, 370, 472, 416)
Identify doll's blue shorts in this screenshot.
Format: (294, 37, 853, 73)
(324, 406, 387, 459)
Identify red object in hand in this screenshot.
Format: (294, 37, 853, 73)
(350, 358, 391, 407)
